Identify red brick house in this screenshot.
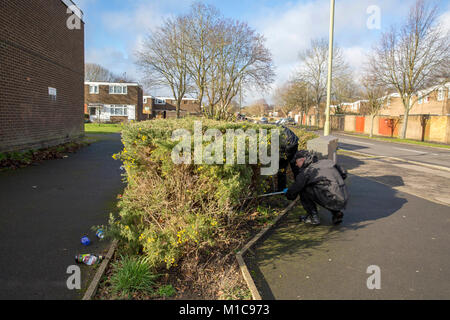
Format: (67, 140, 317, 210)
(143, 96, 202, 118)
(0, 0, 85, 152)
(85, 82, 145, 122)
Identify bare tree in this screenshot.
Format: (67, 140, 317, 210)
(136, 16, 190, 118)
(332, 74, 358, 114)
(297, 38, 351, 126)
(245, 99, 269, 117)
(360, 72, 388, 137)
(202, 18, 275, 120)
(184, 2, 222, 115)
(369, 0, 450, 139)
(275, 80, 312, 123)
(85, 63, 114, 82)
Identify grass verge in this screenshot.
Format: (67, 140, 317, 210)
(85, 123, 124, 134)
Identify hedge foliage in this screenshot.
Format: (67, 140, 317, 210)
(109, 118, 316, 270)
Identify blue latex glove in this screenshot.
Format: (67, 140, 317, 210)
(283, 188, 289, 194)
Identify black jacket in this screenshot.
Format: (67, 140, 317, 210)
(286, 157, 349, 211)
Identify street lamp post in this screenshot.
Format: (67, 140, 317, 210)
(324, 0, 336, 137)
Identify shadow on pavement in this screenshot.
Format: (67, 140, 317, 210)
(339, 142, 370, 152)
(245, 173, 408, 299)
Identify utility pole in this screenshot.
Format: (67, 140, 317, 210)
(324, 0, 335, 136)
(239, 82, 243, 114)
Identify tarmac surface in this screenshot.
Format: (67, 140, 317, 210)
(0, 133, 124, 300)
(248, 154, 450, 300)
(330, 132, 450, 169)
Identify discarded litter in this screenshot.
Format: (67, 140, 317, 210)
(75, 254, 104, 266)
(96, 229, 105, 239)
(81, 236, 91, 246)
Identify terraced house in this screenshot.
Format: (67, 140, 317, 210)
(143, 96, 202, 119)
(0, 0, 85, 152)
(84, 82, 145, 123)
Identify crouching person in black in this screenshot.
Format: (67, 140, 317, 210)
(285, 150, 349, 226)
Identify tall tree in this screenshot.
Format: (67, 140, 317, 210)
(360, 72, 388, 138)
(275, 80, 312, 123)
(369, 0, 449, 139)
(184, 2, 222, 114)
(297, 38, 351, 126)
(85, 63, 114, 82)
(136, 16, 190, 118)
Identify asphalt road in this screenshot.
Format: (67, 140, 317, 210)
(0, 134, 124, 300)
(249, 171, 450, 300)
(322, 132, 450, 169)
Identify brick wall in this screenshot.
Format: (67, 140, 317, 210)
(0, 0, 85, 152)
(380, 88, 450, 117)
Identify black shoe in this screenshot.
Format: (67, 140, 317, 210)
(301, 213, 321, 226)
(332, 212, 344, 225)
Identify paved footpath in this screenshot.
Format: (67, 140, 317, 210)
(248, 153, 450, 300)
(0, 134, 124, 300)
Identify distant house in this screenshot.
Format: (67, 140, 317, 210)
(143, 96, 202, 118)
(84, 82, 145, 122)
(380, 83, 450, 117)
(329, 100, 369, 115)
(0, 0, 85, 152)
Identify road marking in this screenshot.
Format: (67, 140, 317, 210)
(341, 139, 374, 146)
(393, 147, 427, 154)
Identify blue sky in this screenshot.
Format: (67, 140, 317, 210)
(75, 0, 450, 103)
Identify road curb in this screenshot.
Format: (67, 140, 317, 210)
(339, 148, 450, 173)
(236, 199, 299, 300)
(82, 239, 118, 300)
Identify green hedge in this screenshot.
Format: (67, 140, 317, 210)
(109, 118, 316, 269)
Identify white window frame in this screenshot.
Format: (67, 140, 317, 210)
(155, 98, 166, 105)
(89, 85, 99, 94)
(418, 95, 423, 104)
(424, 95, 430, 103)
(109, 105, 128, 116)
(109, 85, 128, 95)
(143, 98, 147, 104)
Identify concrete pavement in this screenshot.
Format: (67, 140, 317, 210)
(247, 154, 450, 300)
(0, 133, 124, 300)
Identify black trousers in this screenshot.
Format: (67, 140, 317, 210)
(277, 146, 299, 192)
(300, 187, 343, 216)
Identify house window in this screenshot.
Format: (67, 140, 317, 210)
(424, 95, 430, 103)
(89, 85, 99, 94)
(418, 96, 423, 104)
(110, 105, 128, 116)
(109, 85, 128, 95)
(155, 99, 165, 105)
(437, 88, 444, 101)
(144, 98, 147, 104)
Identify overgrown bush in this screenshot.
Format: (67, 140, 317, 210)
(107, 118, 316, 296)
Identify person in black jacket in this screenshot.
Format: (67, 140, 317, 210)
(277, 126, 300, 192)
(285, 150, 349, 226)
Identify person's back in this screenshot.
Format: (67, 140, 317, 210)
(305, 159, 348, 211)
(286, 150, 349, 226)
